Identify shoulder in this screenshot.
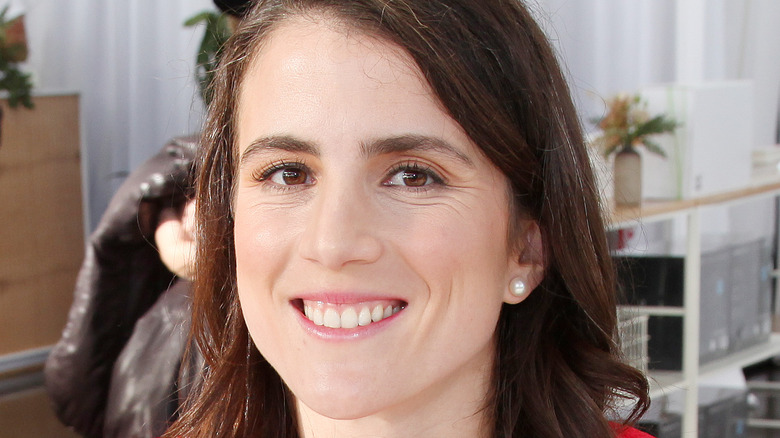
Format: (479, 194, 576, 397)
(610, 422, 654, 438)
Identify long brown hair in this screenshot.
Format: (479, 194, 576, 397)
(165, 1, 649, 437)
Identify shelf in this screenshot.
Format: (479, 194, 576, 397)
(608, 169, 780, 435)
(747, 418, 780, 430)
(648, 371, 687, 399)
(608, 175, 780, 228)
(619, 305, 685, 317)
(648, 333, 780, 399)
(700, 333, 780, 377)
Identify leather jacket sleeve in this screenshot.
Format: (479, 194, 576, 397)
(44, 136, 198, 438)
(103, 279, 194, 438)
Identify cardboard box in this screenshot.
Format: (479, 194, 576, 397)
(0, 94, 84, 356)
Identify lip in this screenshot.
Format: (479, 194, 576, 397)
(294, 292, 406, 304)
(290, 292, 407, 341)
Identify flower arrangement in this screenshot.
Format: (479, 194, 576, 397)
(0, 7, 33, 109)
(592, 94, 678, 158)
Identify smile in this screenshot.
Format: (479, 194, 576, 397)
(296, 299, 406, 329)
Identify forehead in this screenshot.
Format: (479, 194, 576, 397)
(246, 15, 419, 83)
(235, 16, 458, 147)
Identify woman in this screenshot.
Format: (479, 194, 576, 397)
(165, 1, 651, 437)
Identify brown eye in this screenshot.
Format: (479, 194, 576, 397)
(402, 171, 428, 187)
(383, 164, 442, 189)
(281, 168, 308, 185)
(267, 165, 312, 186)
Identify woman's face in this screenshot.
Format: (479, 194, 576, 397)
(233, 18, 533, 422)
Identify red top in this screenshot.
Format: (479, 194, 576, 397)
(164, 424, 654, 437)
(162, 427, 654, 437)
(616, 426, 655, 438)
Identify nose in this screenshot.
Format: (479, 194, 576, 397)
(298, 182, 383, 270)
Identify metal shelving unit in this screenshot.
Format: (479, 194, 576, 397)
(610, 177, 780, 436)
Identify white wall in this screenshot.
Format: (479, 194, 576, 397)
(531, 0, 677, 122)
(15, 0, 212, 231)
(533, 0, 780, 148)
(531, 0, 780, 248)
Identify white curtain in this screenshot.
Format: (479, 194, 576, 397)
(531, 0, 676, 120)
(534, 0, 780, 147)
(18, 0, 212, 231)
(12, 0, 780, 230)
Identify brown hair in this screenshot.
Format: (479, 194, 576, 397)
(165, 1, 649, 437)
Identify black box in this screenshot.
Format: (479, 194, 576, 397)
(699, 249, 732, 363)
(729, 240, 768, 352)
(615, 255, 685, 369)
(615, 248, 732, 370)
(698, 389, 748, 438)
(638, 412, 683, 438)
(616, 256, 684, 307)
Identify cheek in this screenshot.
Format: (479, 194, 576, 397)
(399, 202, 512, 294)
(233, 195, 306, 277)
(234, 230, 300, 373)
(397, 215, 506, 379)
(233, 200, 300, 344)
(393, 199, 512, 355)
(233, 216, 272, 334)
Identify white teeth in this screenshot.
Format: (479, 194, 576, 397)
(341, 307, 359, 329)
(323, 308, 341, 328)
(311, 307, 324, 326)
(371, 305, 384, 322)
(303, 302, 404, 328)
(358, 307, 372, 326)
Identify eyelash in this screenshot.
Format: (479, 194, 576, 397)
(252, 160, 313, 191)
(250, 159, 446, 191)
(383, 161, 446, 190)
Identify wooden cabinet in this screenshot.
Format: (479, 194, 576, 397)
(0, 94, 83, 357)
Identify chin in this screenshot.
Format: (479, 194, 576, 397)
(291, 378, 396, 420)
(307, 402, 377, 421)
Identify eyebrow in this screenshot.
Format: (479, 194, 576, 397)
(363, 135, 474, 167)
(240, 134, 474, 167)
(240, 136, 319, 165)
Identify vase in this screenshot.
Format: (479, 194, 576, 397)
(613, 144, 641, 207)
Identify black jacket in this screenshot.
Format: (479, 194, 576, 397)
(45, 137, 201, 438)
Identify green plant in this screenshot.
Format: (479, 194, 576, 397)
(0, 7, 33, 108)
(184, 10, 233, 105)
(592, 94, 678, 158)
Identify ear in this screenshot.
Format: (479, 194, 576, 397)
(503, 221, 545, 305)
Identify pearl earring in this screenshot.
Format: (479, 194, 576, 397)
(510, 278, 527, 298)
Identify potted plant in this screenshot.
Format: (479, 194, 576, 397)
(184, 10, 235, 105)
(0, 7, 32, 107)
(0, 6, 34, 145)
(592, 94, 678, 207)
